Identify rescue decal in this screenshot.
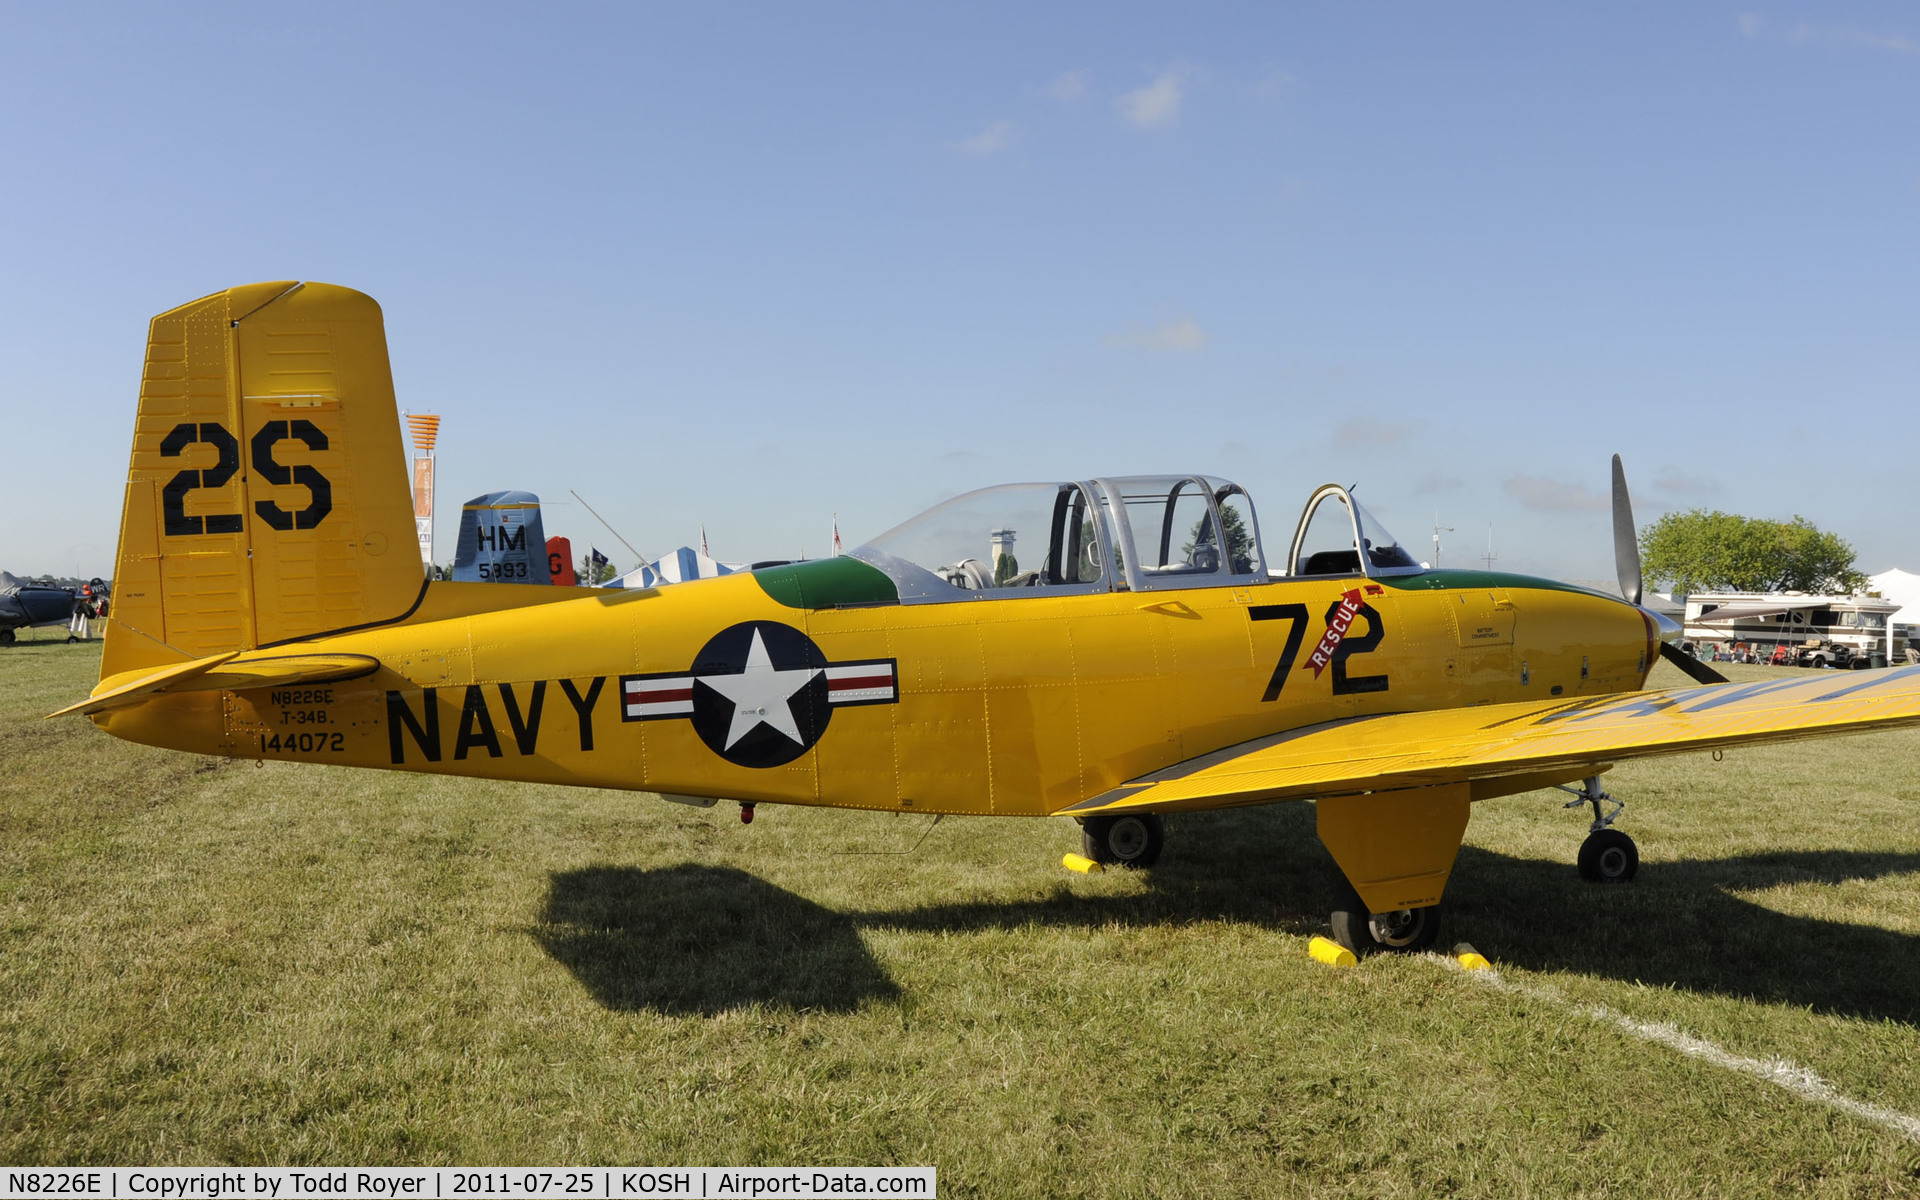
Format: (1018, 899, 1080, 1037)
(1304, 589, 1367, 679)
(1251, 593, 1389, 699)
(621, 621, 899, 769)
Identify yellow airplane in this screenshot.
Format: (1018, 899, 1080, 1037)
(59, 281, 1920, 955)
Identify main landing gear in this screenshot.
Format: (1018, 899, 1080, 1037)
(1330, 882, 1443, 956)
(1078, 813, 1165, 869)
(1560, 775, 1639, 883)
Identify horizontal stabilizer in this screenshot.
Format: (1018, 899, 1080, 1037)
(50, 651, 381, 718)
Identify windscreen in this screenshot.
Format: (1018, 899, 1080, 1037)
(856, 482, 1104, 592)
(1353, 498, 1420, 570)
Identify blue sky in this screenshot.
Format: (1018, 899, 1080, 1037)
(2, 4, 1915, 583)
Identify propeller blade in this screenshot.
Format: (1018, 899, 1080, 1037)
(1660, 640, 1728, 685)
(1611, 454, 1643, 607)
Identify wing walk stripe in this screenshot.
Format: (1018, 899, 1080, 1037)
(1809, 664, 1920, 703)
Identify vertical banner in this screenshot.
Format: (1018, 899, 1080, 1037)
(404, 412, 442, 573)
(413, 456, 435, 568)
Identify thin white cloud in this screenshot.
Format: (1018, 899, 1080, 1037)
(1246, 69, 1297, 101)
(1105, 316, 1208, 353)
(1504, 475, 1608, 513)
(1652, 465, 1721, 494)
(1118, 65, 1189, 130)
(1739, 12, 1917, 54)
(955, 120, 1015, 156)
(1413, 474, 1465, 495)
(1333, 415, 1414, 449)
(1043, 70, 1088, 102)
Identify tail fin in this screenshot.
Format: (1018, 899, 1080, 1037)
(103, 281, 424, 679)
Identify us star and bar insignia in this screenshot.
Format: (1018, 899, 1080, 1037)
(620, 620, 898, 768)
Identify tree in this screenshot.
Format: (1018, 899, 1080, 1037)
(576, 553, 619, 586)
(993, 552, 1020, 585)
(1187, 503, 1256, 573)
(1640, 510, 1867, 594)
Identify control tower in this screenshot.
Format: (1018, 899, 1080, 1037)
(990, 527, 1017, 581)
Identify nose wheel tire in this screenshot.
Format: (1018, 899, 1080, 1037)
(1330, 880, 1442, 956)
(1577, 828, 1639, 883)
(1080, 813, 1165, 869)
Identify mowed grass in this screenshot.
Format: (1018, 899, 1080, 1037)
(4, 644, 1920, 1196)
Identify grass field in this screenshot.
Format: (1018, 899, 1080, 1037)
(4, 642, 1920, 1196)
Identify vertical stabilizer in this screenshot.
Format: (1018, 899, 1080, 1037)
(452, 491, 552, 585)
(103, 282, 424, 679)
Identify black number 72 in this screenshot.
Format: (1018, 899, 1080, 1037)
(1250, 600, 1389, 700)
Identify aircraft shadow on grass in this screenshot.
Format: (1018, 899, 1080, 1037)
(539, 805, 1920, 1026)
(538, 863, 899, 1016)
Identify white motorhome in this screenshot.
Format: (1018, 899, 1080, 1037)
(1681, 591, 1904, 668)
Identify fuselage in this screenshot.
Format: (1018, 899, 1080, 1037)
(91, 561, 1655, 816)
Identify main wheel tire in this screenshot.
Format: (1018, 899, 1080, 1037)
(0, 628, 15, 644)
(1329, 880, 1442, 955)
(1577, 828, 1639, 883)
(1080, 813, 1165, 869)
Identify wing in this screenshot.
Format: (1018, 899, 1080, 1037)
(1058, 665, 1920, 816)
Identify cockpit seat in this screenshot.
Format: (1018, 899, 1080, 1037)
(1303, 550, 1362, 575)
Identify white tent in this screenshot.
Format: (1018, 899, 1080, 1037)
(1870, 568, 1920, 622)
(612, 546, 747, 589)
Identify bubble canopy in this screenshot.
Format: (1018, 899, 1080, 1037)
(847, 474, 1419, 604)
(852, 470, 1428, 599)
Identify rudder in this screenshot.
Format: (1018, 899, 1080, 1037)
(103, 282, 423, 679)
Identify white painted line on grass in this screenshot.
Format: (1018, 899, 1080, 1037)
(1435, 957, 1920, 1144)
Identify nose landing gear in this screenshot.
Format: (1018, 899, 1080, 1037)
(1559, 775, 1639, 883)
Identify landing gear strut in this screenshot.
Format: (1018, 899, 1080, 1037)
(1559, 775, 1638, 883)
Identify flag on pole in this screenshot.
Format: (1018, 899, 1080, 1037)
(833, 514, 842, 556)
(589, 547, 608, 583)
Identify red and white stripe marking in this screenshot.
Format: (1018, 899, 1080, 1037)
(625, 675, 694, 719)
(826, 661, 896, 705)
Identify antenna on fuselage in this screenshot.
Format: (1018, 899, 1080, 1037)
(570, 489, 653, 574)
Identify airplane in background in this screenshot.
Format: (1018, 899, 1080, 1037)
(55, 281, 1920, 956)
(2, 572, 86, 644)
(452, 490, 552, 584)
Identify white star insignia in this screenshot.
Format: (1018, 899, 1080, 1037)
(697, 628, 822, 750)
